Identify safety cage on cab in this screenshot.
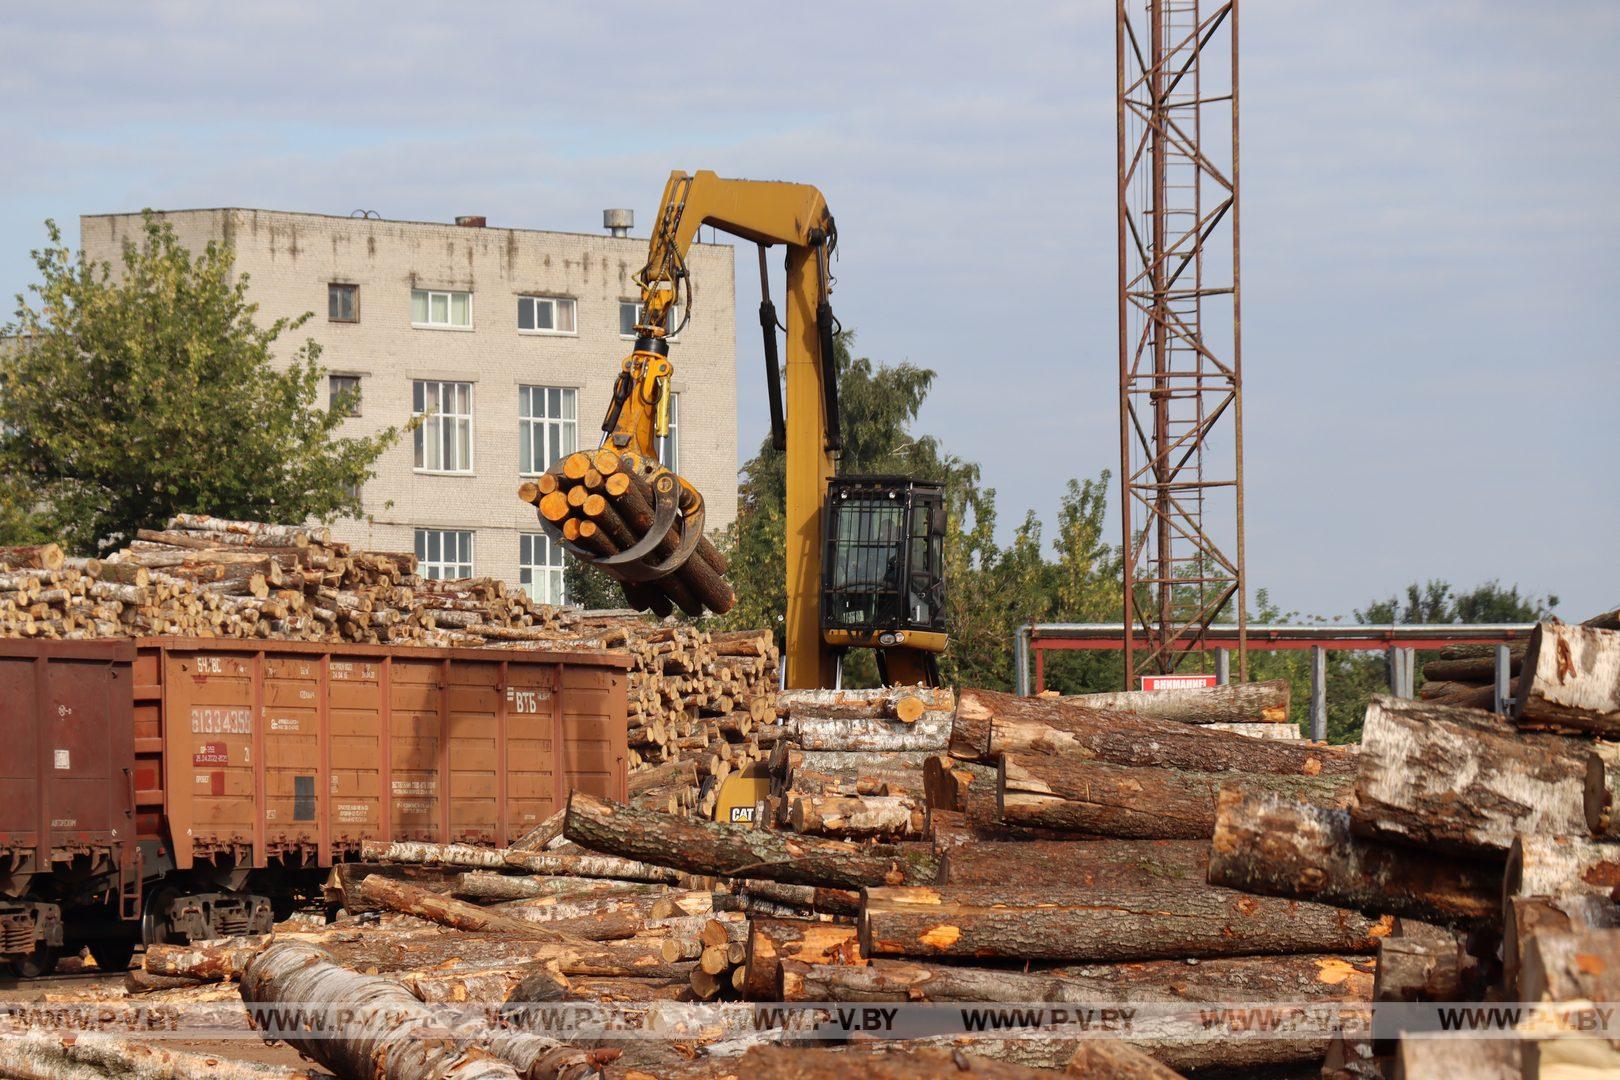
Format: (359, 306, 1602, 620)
(819, 476, 947, 646)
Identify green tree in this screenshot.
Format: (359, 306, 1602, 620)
(1358, 579, 1557, 624)
(718, 330, 1122, 692)
(0, 215, 398, 553)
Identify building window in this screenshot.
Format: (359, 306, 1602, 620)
(519, 386, 577, 476)
(663, 391, 680, 475)
(411, 288, 472, 328)
(619, 300, 681, 339)
(328, 283, 359, 323)
(519, 533, 566, 605)
(329, 374, 361, 417)
(413, 380, 473, 473)
(415, 529, 473, 580)
(517, 295, 576, 335)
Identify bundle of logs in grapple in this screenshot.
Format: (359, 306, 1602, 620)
(0, 516, 584, 646)
(519, 448, 735, 618)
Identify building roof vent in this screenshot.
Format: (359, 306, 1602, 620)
(603, 209, 633, 238)
(455, 215, 487, 228)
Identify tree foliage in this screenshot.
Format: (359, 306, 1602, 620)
(717, 331, 1121, 689)
(0, 215, 398, 553)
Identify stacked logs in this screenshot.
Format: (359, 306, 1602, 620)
(519, 448, 734, 617)
(0, 517, 580, 647)
(764, 687, 956, 841)
(1207, 617, 1620, 1077)
(611, 625, 782, 816)
(549, 685, 1396, 1076)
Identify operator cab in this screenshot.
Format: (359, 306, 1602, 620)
(820, 477, 948, 683)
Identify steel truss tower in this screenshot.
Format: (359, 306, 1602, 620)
(1115, 0, 1247, 683)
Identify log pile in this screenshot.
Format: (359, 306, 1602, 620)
(0, 518, 579, 647)
(763, 687, 955, 840)
(1207, 618, 1620, 1077)
(613, 625, 783, 817)
(33, 650, 1620, 1078)
(518, 448, 734, 617)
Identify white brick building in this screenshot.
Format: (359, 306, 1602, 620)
(79, 209, 737, 604)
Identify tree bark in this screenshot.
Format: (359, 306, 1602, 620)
(1374, 935, 1463, 1003)
(788, 794, 925, 839)
(503, 847, 683, 884)
(1515, 622, 1620, 736)
(952, 688, 1350, 777)
(1058, 678, 1291, 724)
(776, 687, 952, 722)
(1350, 695, 1589, 855)
(1520, 927, 1620, 1005)
(563, 791, 938, 888)
(357, 839, 512, 868)
(656, 1045, 1070, 1080)
(144, 936, 272, 981)
(859, 882, 1394, 963)
(0, 544, 65, 570)
(787, 712, 952, 752)
(0, 1030, 316, 1080)
(238, 941, 596, 1080)
(1503, 894, 1620, 995)
(455, 871, 664, 902)
(1395, 1040, 1521, 1080)
(325, 861, 460, 912)
(1506, 835, 1620, 901)
(779, 953, 1373, 1004)
(741, 917, 864, 1000)
(357, 874, 574, 939)
(1201, 722, 1304, 740)
(735, 880, 861, 917)
(1064, 1043, 1185, 1080)
(997, 753, 1350, 839)
(1208, 786, 1502, 926)
(508, 807, 567, 852)
(939, 838, 1207, 888)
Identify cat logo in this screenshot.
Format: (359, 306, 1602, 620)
(728, 806, 756, 824)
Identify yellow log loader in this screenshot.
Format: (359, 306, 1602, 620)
(520, 171, 947, 691)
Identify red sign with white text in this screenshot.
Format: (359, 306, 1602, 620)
(1140, 674, 1218, 692)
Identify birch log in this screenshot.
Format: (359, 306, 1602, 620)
(997, 754, 1350, 839)
(1503, 894, 1620, 995)
(787, 711, 952, 752)
(859, 883, 1394, 962)
(776, 686, 952, 722)
(357, 874, 573, 938)
(1505, 835, 1620, 901)
(563, 791, 938, 888)
(0, 1029, 314, 1080)
(1350, 696, 1588, 854)
(951, 688, 1349, 777)
(1515, 622, 1620, 735)
(779, 953, 1373, 1004)
(238, 941, 596, 1080)
(787, 794, 925, 839)
(1208, 786, 1502, 926)
(1058, 679, 1290, 724)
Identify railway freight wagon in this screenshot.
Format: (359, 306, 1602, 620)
(0, 638, 629, 975)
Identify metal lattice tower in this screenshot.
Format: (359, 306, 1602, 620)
(1115, 0, 1247, 683)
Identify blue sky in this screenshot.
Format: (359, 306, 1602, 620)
(3, 1, 1616, 619)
